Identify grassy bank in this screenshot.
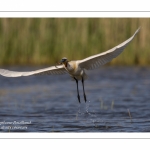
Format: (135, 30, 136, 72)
(0, 18, 150, 66)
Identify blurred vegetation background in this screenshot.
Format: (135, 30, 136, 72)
(0, 18, 150, 66)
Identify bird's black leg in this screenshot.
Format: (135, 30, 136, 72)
(74, 77, 80, 103)
(82, 77, 87, 103)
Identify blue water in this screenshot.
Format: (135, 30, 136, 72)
(0, 66, 150, 132)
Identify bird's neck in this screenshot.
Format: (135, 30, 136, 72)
(64, 61, 68, 68)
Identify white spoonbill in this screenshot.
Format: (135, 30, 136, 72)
(0, 28, 140, 103)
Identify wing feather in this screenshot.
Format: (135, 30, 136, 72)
(78, 27, 140, 70)
(0, 65, 66, 77)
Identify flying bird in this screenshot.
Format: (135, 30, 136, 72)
(0, 28, 140, 103)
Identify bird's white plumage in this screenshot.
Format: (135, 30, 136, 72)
(0, 65, 66, 77)
(0, 27, 140, 78)
(78, 27, 140, 70)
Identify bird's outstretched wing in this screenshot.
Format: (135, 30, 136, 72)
(0, 65, 66, 77)
(78, 27, 140, 70)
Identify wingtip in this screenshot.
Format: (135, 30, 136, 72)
(137, 26, 141, 32)
(133, 27, 141, 36)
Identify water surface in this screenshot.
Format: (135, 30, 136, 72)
(0, 66, 150, 132)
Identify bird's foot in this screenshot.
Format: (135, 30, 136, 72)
(77, 95, 80, 103)
(84, 94, 87, 103)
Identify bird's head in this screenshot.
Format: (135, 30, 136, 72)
(60, 57, 68, 64)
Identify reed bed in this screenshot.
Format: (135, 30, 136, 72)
(0, 18, 150, 66)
